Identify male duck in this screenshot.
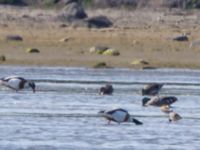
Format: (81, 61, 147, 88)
(142, 83, 163, 96)
(99, 84, 113, 95)
(98, 108, 143, 125)
(142, 96, 177, 107)
(0, 76, 36, 93)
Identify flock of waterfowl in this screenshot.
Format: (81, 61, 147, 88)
(0, 76, 182, 125)
(98, 83, 182, 124)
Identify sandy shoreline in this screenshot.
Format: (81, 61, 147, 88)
(0, 7, 200, 69)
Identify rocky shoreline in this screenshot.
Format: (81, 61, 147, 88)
(0, 4, 200, 69)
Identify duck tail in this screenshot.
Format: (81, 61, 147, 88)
(132, 118, 143, 125)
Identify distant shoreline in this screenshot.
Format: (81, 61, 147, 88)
(0, 7, 200, 69)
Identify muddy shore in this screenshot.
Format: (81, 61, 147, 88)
(0, 6, 200, 69)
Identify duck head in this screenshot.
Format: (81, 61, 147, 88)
(99, 87, 106, 95)
(142, 97, 151, 106)
(98, 110, 105, 115)
(29, 82, 36, 93)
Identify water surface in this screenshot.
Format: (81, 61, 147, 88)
(0, 66, 200, 150)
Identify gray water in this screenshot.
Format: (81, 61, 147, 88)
(0, 66, 200, 150)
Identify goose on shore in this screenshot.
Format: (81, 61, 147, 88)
(142, 96, 177, 107)
(0, 76, 36, 93)
(142, 83, 163, 96)
(98, 108, 143, 125)
(99, 84, 113, 95)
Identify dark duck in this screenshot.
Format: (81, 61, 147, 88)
(142, 83, 164, 96)
(99, 84, 113, 95)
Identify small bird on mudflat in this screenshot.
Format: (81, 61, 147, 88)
(0, 76, 36, 93)
(99, 84, 113, 95)
(142, 83, 164, 96)
(169, 111, 182, 122)
(98, 108, 143, 125)
(142, 96, 177, 107)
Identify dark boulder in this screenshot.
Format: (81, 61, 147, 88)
(58, 1, 87, 21)
(86, 16, 112, 28)
(93, 62, 109, 68)
(26, 48, 40, 53)
(6, 35, 23, 41)
(173, 35, 189, 42)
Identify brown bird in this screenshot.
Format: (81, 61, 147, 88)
(169, 111, 182, 122)
(160, 105, 173, 114)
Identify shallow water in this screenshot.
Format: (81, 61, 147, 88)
(0, 66, 200, 150)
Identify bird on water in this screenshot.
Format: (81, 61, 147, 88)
(98, 108, 143, 125)
(142, 96, 177, 107)
(142, 83, 164, 96)
(99, 84, 114, 95)
(0, 76, 36, 93)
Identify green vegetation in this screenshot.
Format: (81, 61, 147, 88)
(186, 0, 200, 9)
(82, 0, 92, 8)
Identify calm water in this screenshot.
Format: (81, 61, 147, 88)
(0, 66, 200, 150)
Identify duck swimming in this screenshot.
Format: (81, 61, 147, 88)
(99, 84, 113, 95)
(142, 96, 177, 107)
(98, 108, 143, 125)
(142, 83, 163, 96)
(0, 76, 36, 93)
(169, 111, 182, 122)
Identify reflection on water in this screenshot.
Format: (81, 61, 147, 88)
(0, 66, 200, 150)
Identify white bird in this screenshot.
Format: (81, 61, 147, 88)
(0, 76, 36, 93)
(98, 108, 143, 125)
